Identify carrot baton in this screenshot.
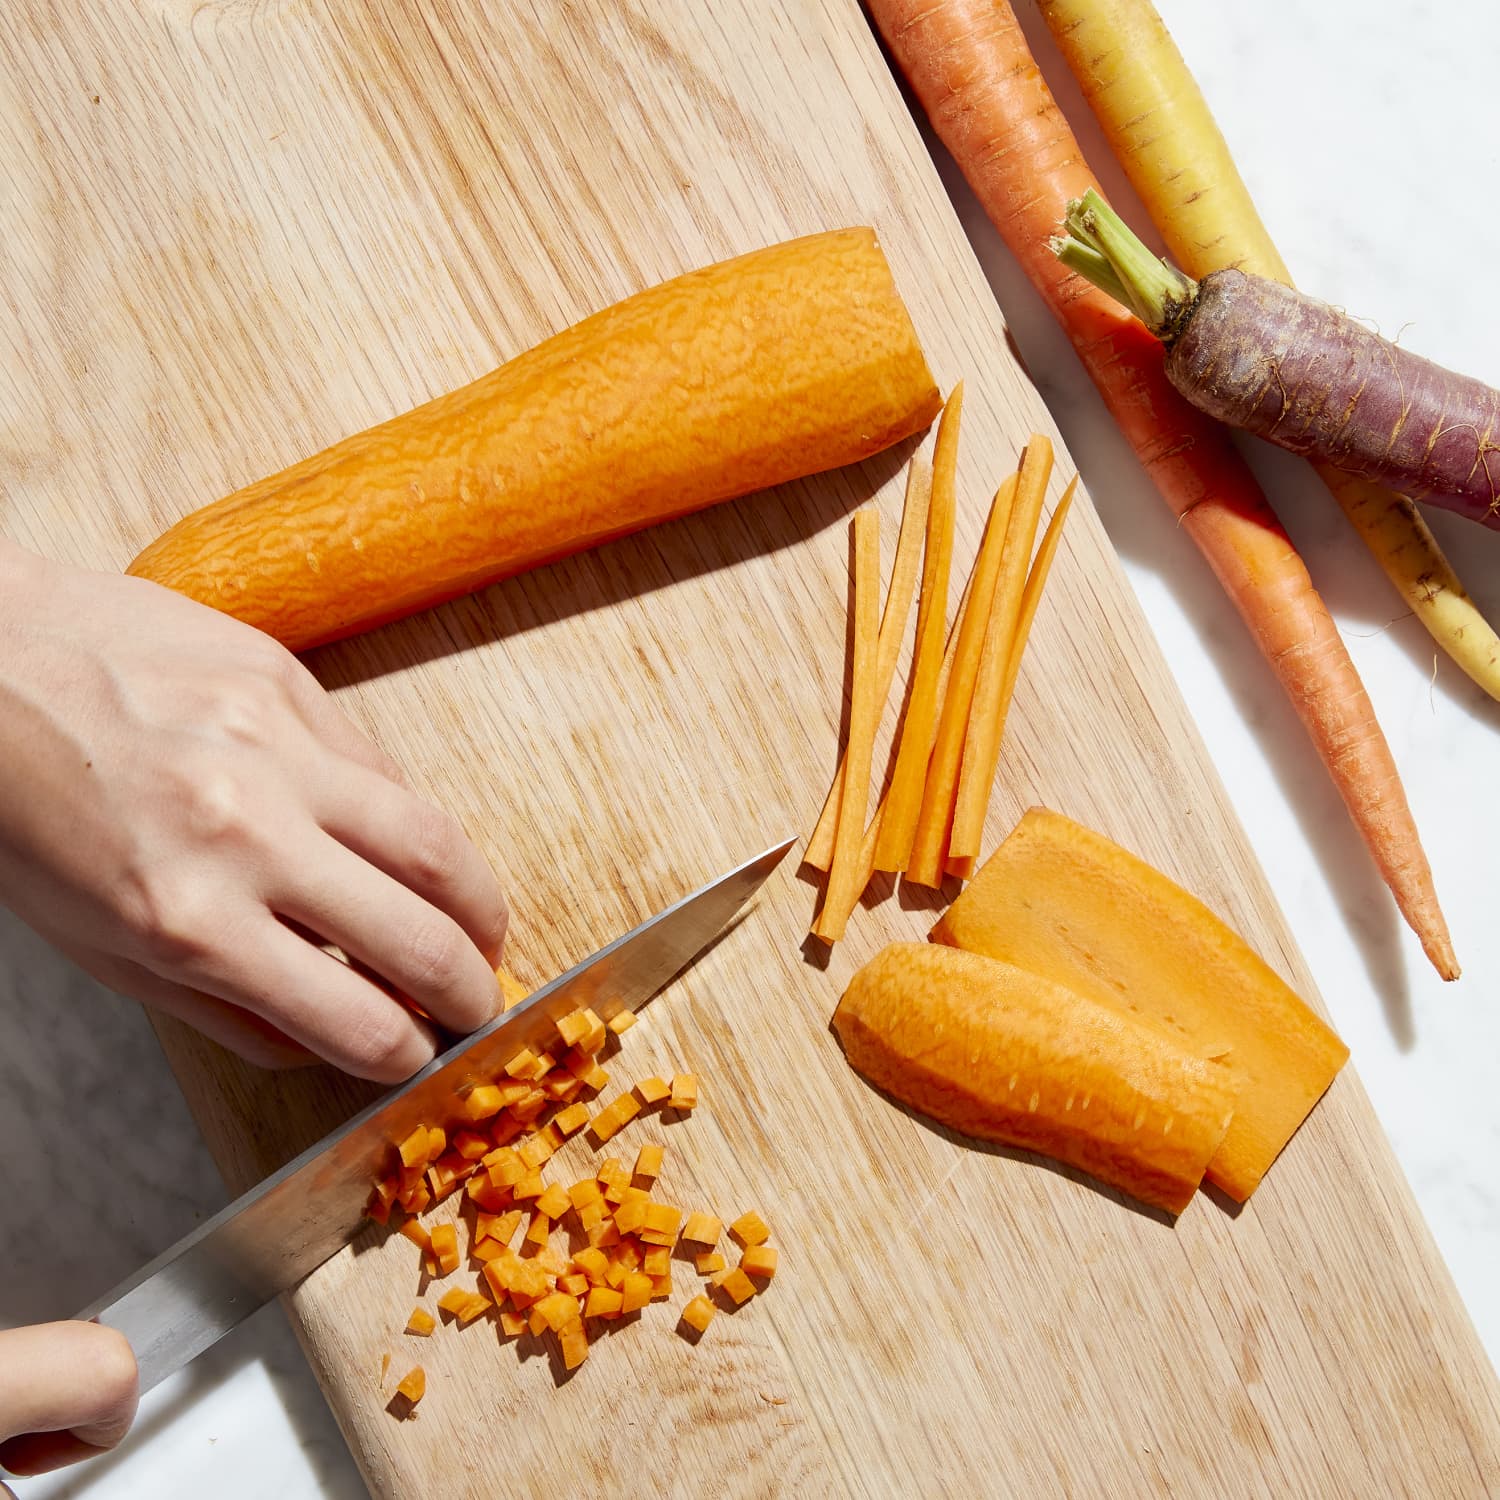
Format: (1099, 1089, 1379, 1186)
(866, 0, 1456, 978)
(1036, 0, 1500, 699)
(1058, 192, 1500, 530)
(805, 456, 933, 871)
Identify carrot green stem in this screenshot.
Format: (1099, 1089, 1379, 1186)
(1053, 189, 1197, 339)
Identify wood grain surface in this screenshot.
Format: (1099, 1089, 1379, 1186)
(3, 1, 1498, 1495)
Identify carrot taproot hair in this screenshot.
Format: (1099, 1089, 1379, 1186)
(867, 0, 1456, 977)
(1035, 0, 1500, 699)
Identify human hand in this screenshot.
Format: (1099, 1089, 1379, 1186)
(0, 540, 507, 1080)
(0, 1321, 138, 1489)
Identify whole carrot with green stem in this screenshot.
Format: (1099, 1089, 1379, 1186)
(865, 0, 1457, 977)
(1036, 0, 1500, 699)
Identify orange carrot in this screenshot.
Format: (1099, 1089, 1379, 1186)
(875, 387, 962, 871)
(806, 457, 933, 871)
(906, 474, 1019, 886)
(949, 439, 1053, 864)
(867, 0, 1455, 978)
(814, 510, 882, 941)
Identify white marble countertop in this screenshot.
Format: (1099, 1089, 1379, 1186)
(5, 2, 1496, 1495)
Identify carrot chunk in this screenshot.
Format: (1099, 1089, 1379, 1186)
(560, 1322, 590, 1371)
(681, 1294, 717, 1335)
(436, 1286, 472, 1317)
(405, 1307, 436, 1336)
(535, 1290, 582, 1333)
(398, 1127, 430, 1169)
(633, 1143, 664, 1182)
(668, 1074, 698, 1111)
(461, 1085, 504, 1122)
(717, 1267, 757, 1305)
(555, 1009, 592, 1049)
(503, 1048, 537, 1080)
(534, 1183, 570, 1220)
(572, 1247, 610, 1284)
(585, 1285, 624, 1319)
(729, 1212, 770, 1248)
(553, 1102, 591, 1137)
(394, 1366, 425, 1407)
(429, 1223, 460, 1275)
(694, 1251, 726, 1276)
(607, 1009, 637, 1036)
(742, 1246, 778, 1280)
(634, 1076, 671, 1106)
(620, 1272, 654, 1315)
(512, 1169, 545, 1201)
(557, 1273, 589, 1295)
(643, 1245, 672, 1277)
(398, 1220, 432, 1254)
(681, 1213, 722, 1245)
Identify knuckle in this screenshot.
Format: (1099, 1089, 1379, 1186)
(182, 767, 256, 847)
(206, 674, 287, 750)
(401, 911, 466, 997)
(408, 805, 465, 890)
(90, 1324, 141, 1409)
(119, 872, 218, 971)
(344, 1002, 422, 1079)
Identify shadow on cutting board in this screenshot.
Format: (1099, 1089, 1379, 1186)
(305, 438, 920, 693)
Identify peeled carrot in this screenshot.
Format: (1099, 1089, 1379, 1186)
(806, 457, 933, 871)
(1036, 0, 1500, 699)
(875, 387, 962, 872)
(949, 439, 1053, 864)
(814, 510, 882, 942)
(998, 479, 1075, 720)
(868, 0, 1455, 978)
(907, 474, 1019, 886)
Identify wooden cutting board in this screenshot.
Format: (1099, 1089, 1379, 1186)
(4, 2, 1497, 1494)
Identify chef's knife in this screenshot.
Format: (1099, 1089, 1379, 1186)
(79, 838, 794, 1392)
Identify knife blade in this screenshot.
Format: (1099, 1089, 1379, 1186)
(79, 837, 794, 1392)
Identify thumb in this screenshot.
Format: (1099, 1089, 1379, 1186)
(0, 1322, 138, 1477)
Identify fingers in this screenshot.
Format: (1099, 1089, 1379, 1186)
(85, 953, 317, 1071)
(201, 915, 440, 1083)
(274, 655, 409, 786)
(0, 1322, 138, 1476)
(270, 834, 503, 1037)
(314, 765, 509, 966)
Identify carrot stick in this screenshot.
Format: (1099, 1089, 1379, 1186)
(906, 474, 1020, 887)
(874, 387, 962, 872)
(814, 510, 882, 942)
(867, 0, 1456, 977)
(1037, 0, 1500, 700)
(949, 438, 1053, 862)
(805, 457, 934, 871)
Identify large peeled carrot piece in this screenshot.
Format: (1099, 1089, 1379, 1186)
(932, 808, 1349, 1200)
(834, 943, 1235, 1216)
(875, 388, 962, 873)
(906, 474, 1019, 886)
(805, 457, 934, 872)
(949, 438, 1053, 864)
(128, 230, 941, 651)
(814, 511, 882, 943)
(867, 0, 1455, 979)
(1036, 0, 1500, 700)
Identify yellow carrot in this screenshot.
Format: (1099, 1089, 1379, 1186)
(805, 457, 933, 871)
(1036, 0, 1500, 701)
(949, 438, 1053, 862)
(814, 510, 882, 941)
(874, 387, 962, 872)
(906, 474, 1019, 886)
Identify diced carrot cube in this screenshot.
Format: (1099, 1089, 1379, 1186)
(399, 1219, 432, 1253)
(620, 1185, 650, 1206)
(544, 1073, 584, 1103)
(560, 1322, 589, 1371)
(633, 1144, 664, 1183)
(423, 1251, 438, 1278)
(620, 1272, 654, 1314)
(680, 1294, 716, 1335)
(432, 1224, 461, 1275)
(535, 1290, 582, 1333)
(634, 1076, 671, 1106)
(643, 1245, 671, 1276)
(493, 1207, 526, 1243)
(694, 1251, 726, 1275)
(613, 1238, 644, 1271)
(425, 1127, 447, 1161)
(644, 1202, 680, 1236)
(462, 1085, 504, 1122)
(640, 1229, 676, 1248)
(682, 1213, 722, 1245)
(458, 1292, 491, 1325)
(614, 1199, 648, 1235)
(579, 1009, 608, 1054)
(557, 1273, 589, 1295)
(510, 1089, 549, 1125)
(604, 1262, 627, 1290)
(494, 1080, 534, 1107)
(668, 1074, 698, 1111)
(535, 1183, 570, 1219)
(729, 1212, 770, 1248)
(488, 1113, 525, 1147)
(395, 1366, 425, 1406)
(651, 1273, 672, 1299)
(498, 1308, 527, 1337)
(482, 1258, 514, 1298)
(742, 1246, 778, 1280)
(398, 1127, 430, 1169)
(472, 1240, 506, 1264)
(568, 1178, 604, 1211)
(527, 1304, 549, 1337)
(487, 1148, 525, 1189)
(405, 1307, 436, 1336)
(524, 1213, 551, 1249)
(504, 1048, 538, 1079)
(607, 1009, 637, 1036)
(537, 1245, 569, 1277)
(402, 1180, 432, 1216)
(512, 1170, 545, 1201)
(587, 1219, 620, 1249)
(596, 1157, 628, 1190)
(437, 1286, 471, 1317)
(578, 1201, 606, 1234)
(553, 1102, 591, 1137)
(584, 1285, 623, 1319)
(453, 1130, 491, 1160)
(372, 1176, 399, 1210)
(572, 1247, 610, 1284)
(555, 1009, 592, 1048)
(466, 1178, 508, 1212)
(517, 1132, 554, 1171)
(718, 1267, 757, 1305)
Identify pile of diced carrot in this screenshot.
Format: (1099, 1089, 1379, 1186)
(376, 1003, 779, 1410)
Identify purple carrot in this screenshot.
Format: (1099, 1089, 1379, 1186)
(1055, 190, 1500, 528)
